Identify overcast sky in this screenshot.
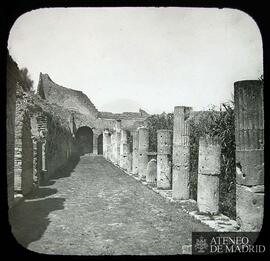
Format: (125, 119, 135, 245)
(8, 7, 263, 114)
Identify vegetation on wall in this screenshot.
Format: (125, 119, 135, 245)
(145, 113, 174, 152)
(144, 103, 236, 219)
(188, 103, 235, 219)
(18, 67, 34, 92)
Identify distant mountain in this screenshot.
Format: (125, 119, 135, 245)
(100, 99, 143, 113)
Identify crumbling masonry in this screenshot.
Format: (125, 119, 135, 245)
(7, 56, 264, 232)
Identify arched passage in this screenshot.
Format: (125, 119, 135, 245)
(75, 126, 93, 155)
(98, 134, 103, 155)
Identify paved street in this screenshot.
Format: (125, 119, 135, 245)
(10, 155, 212, 255)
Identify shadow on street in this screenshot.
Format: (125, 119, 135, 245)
(9, 155, 80, 248)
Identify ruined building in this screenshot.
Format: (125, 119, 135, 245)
(7, 61, 149, 207)
(7, 55, 264, 233)
(37, 73, 148, 156)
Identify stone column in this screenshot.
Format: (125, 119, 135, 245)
(93, 133, 98, 155)
(107, 132, 112, 161)
(42, 140, 47, 172)
(30, 113, 40, 186)
(157, 129, 172, 189)
(197, 136, 221, 214)
(110, 131, 116, 163)
(103, 130, 110, 159)
(127, 147, 133, 173)
(138, 127, 149, 180)
(172, 106, 192, 199)
(132, 130, 139, 175)
(113, 132, 117, 164)
(120, 130, 129, 170)
(35, 141, 42, 182)
(38, 124, 48, 180)
(234, 80, 264, 231)
(32, 139, 39, 185)
(146, 159, 157, 185)
(115, 120, 121, 165)
(14, 137, 22, 193)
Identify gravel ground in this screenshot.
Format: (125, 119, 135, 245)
(9, 155, 213, 255)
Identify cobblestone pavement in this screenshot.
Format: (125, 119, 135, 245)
(10, 155, 213, 255)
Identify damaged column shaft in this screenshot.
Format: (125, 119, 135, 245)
(110, 132, 116, 163)
(107, 132, 112, 161)
(93, 133, 98, 155)
(115, 120, 121, 166)
(103, 130, 110, 160)
(36, 114, 48, 180)
(120, 129, 129, 170)
(157, 129, 172, 189)
(127, 142, 132, 173)
(235, 80, 264, 231)
(197, 136, 221, 214)
(32, 139, 39, 184)
(41, 140, 47, 172)
(146, 159, 157, 185)
(132, 130, 139, 175)
(172, 106, 192, 199)
(138, 127, 149, 180)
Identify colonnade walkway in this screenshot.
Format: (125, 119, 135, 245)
(10, 155, 212, 255)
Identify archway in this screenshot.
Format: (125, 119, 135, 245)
(98, 134, 103, 155)
(75, 126, 93, 155)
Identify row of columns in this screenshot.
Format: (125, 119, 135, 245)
(102, 80, 263, 232)
(104, 116, 220, 211)
(171, 80, 264, 231)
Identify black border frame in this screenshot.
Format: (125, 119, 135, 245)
(1, 0, 269, 259)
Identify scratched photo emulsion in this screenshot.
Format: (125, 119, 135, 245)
(6, 7, 264, 255)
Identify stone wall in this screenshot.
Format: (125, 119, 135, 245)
(45, 114, 76, 179)
(73, 110, 147, 136)
(37, 73, 99, 117)
(6, 55, 19, 207)
(36, 73, 149, 136)
(14, 108, 33, 196)
(12, 82, 77, 200)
